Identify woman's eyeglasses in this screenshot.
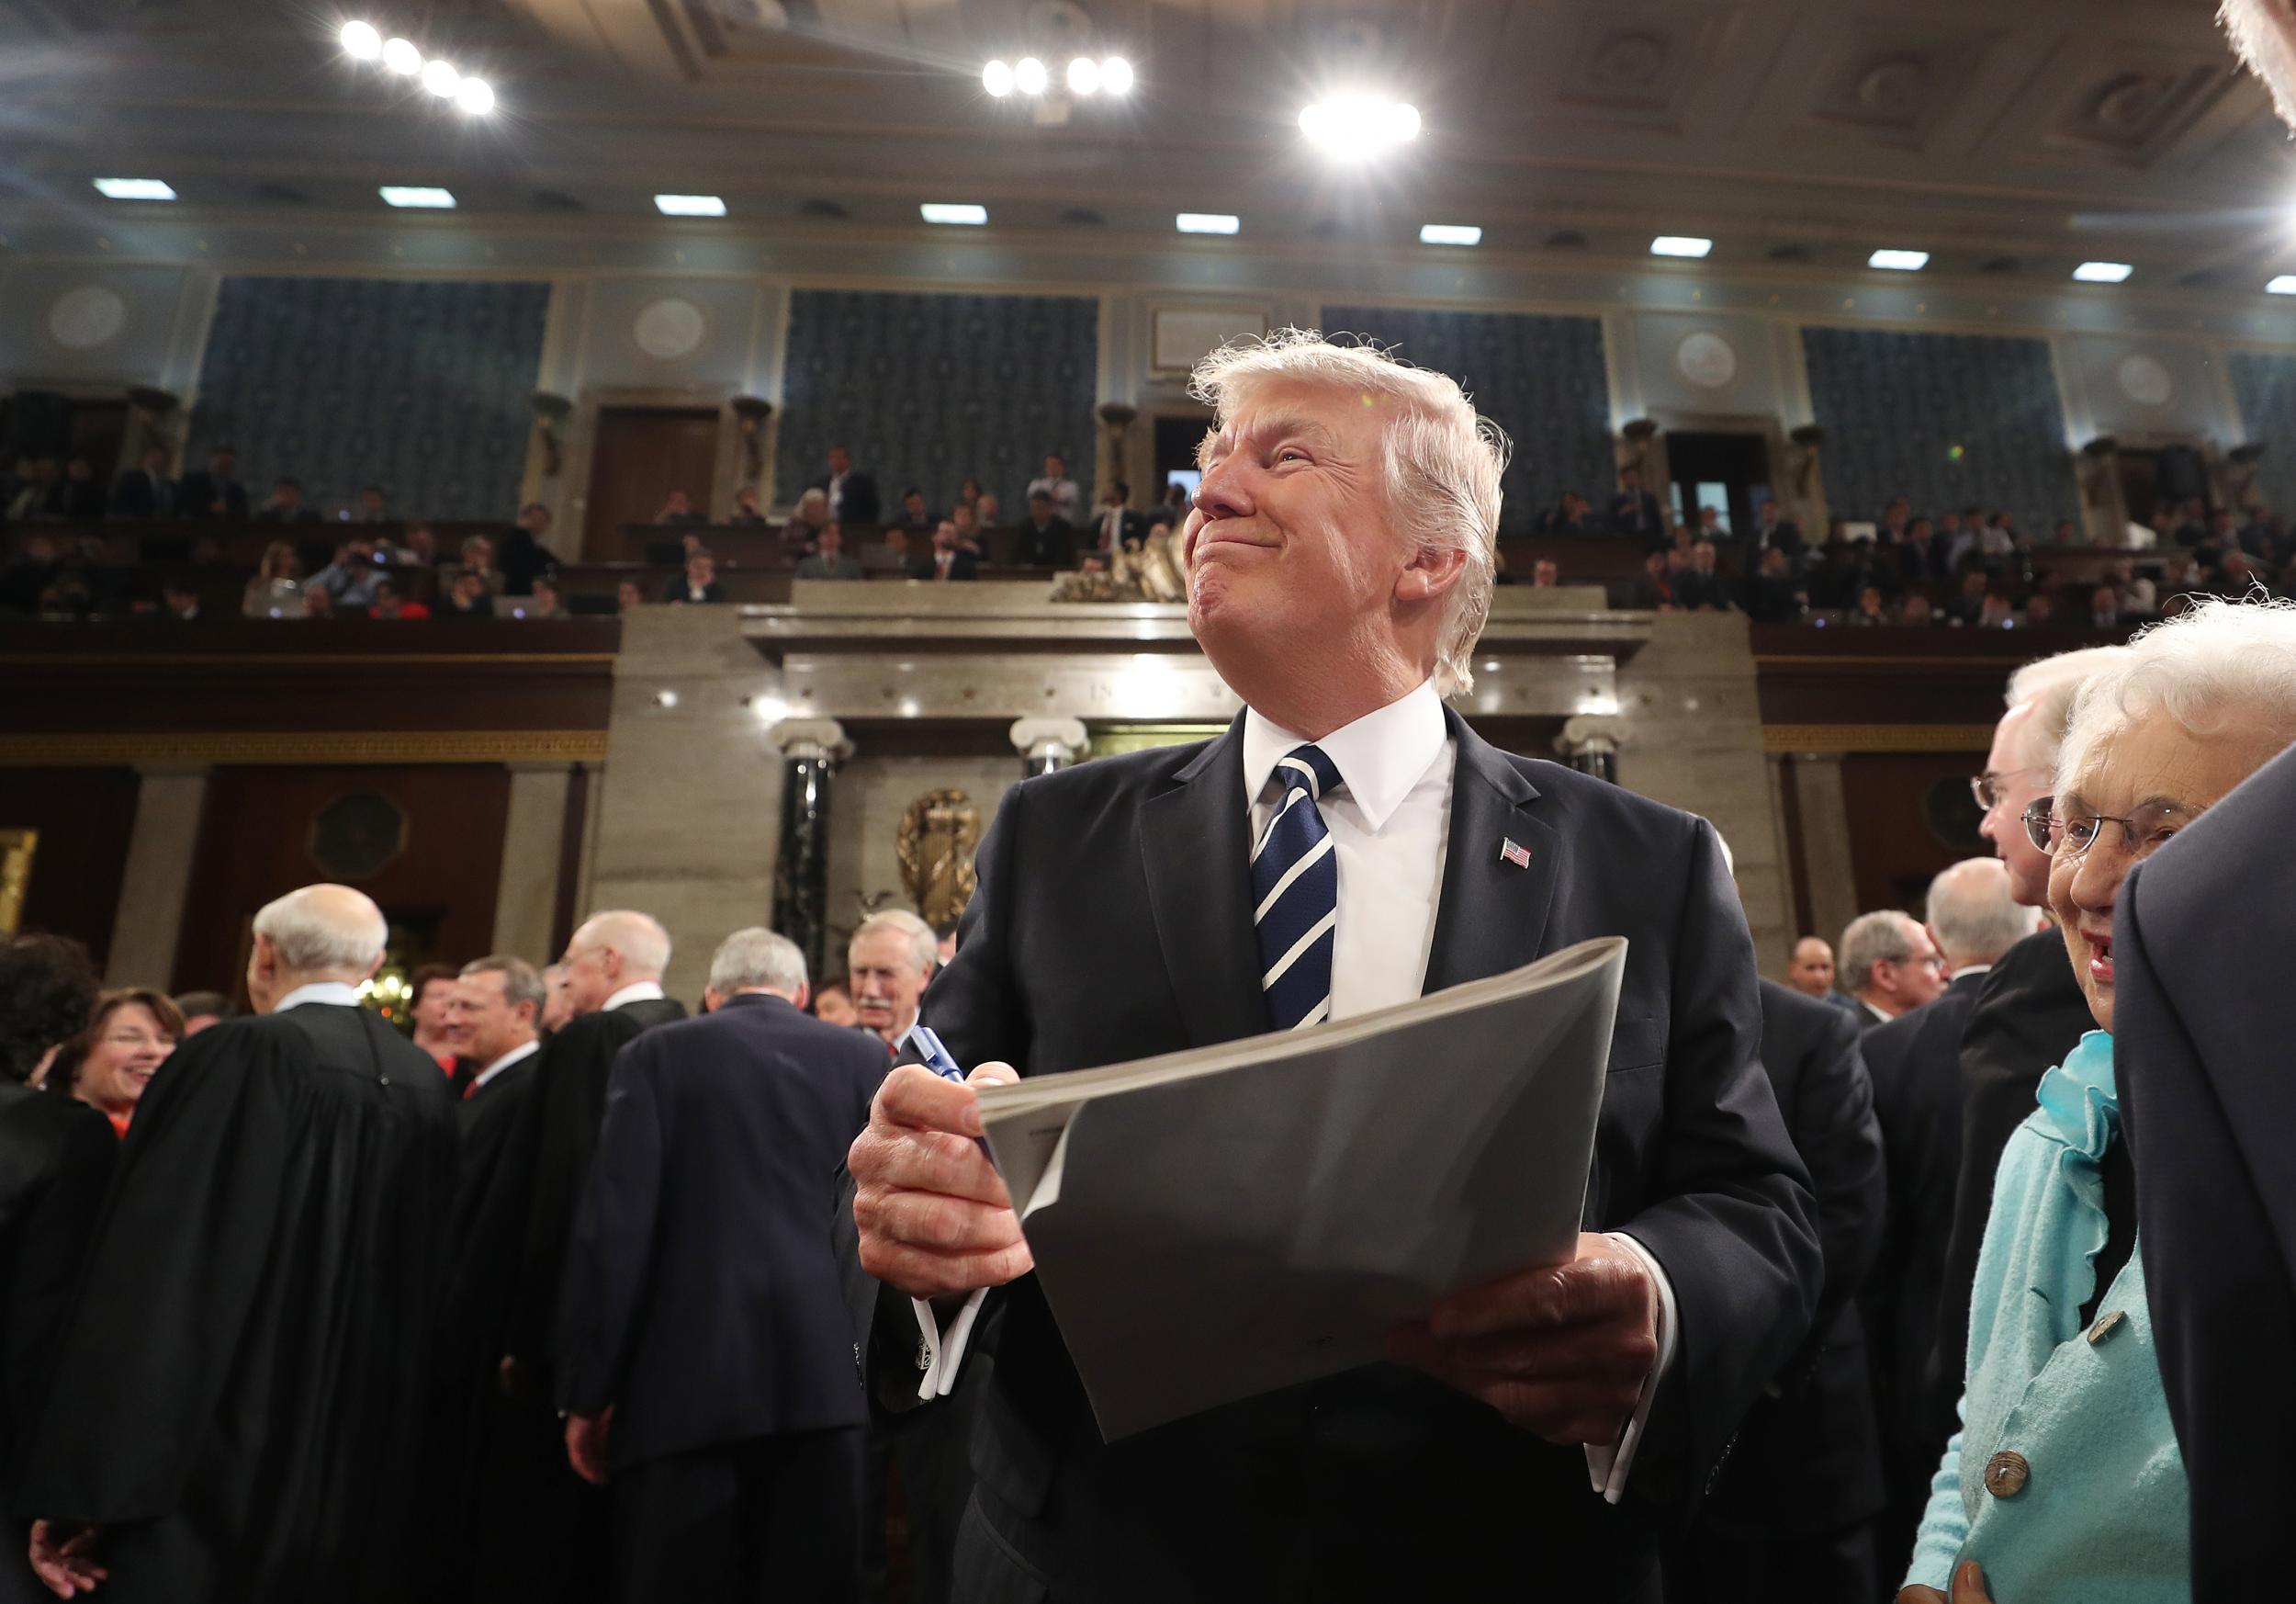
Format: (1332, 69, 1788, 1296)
(2020, 796, 2196, 861)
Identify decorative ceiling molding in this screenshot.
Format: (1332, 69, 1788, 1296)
(0, 729, 610, 767)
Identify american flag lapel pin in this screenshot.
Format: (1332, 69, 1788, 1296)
(1500, 838, 1532, 869)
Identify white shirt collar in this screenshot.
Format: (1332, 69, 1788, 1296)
(471, 1036, 541, 1094)
(602, 980, 666, 1011)
(276, 980, 361, 1013)
(1242, 680, 1447, 834)
(1949, 962, 1993, 981)
(1861, 998, 1893, 1025)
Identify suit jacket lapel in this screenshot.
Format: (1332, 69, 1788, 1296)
(1139, 713, 1271, 1047)
(1423, 709, 1560, 993)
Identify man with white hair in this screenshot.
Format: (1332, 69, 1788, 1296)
(1840, 909, 1947, 1029)
(20, 884, 456, 1603)
(847, 909, 937, 1055)
(1857, 859, 2035, 1567)
(846, 330, 1818, 1598)
(556, 929, 886, 1601)
(469, 911, 686, 1604)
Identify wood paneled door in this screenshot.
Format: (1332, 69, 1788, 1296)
(581, 406, 721, 558)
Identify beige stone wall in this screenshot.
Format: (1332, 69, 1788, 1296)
(822, 756, 1020, 976)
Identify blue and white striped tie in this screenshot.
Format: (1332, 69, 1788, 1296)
(1252, 743, 1342, 1032)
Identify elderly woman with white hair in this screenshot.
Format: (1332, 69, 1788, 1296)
(1898, 597, 2296, 1604)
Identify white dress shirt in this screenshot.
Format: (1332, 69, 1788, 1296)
(276, 980, 362, 1012)
(602, 980, 666, 1011)
(469, 1036, 540, 1096)
(921, 681, 1676, 1501)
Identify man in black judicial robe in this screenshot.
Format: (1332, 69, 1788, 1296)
(2116, 741, 2296, 1602)
(1927, 927, 2088, 1435)
(463, 912, 684, 1602)
(15, 885, 455, 1604)
(1668, 979, 1885, 1603)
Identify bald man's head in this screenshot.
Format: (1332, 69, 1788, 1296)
(1785, 936, 1836, 999)
(246, 883, 388, 1012)
(560, 910, 672, 1014)
(1925, 857, 2035, 971)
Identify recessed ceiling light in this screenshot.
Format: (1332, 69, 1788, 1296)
(381, 37, 422, 74)
(2269, 275, 2296, 296)
(340, 21, 382, 60)
(1067, 56, 1101, 96)
(1650, 235, 1712, 258)
(421, 58, 460, 97)
(456, 77, 494, 114)
(93, 177, 175, 201)
(655, 194, 726, 217)
(920, 203, 987, 225)
(2073, 261, 2133, 283)
(1176, 212, 1240, 234)
(1299, 96, 1421, 161)
(1101, 57, 1134, 95)
(1013, 57, 1047, 96)
(982, 60, 1013, 97)
(1869, 248, 1930, 271)
(379, 186, 456, 209)
(1420, 223, 1482, 246)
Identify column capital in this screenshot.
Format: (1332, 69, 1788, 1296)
(769, 717, 852, 762)
(1554, 713, 1628, 759)
(1009, 716, 1088, 763)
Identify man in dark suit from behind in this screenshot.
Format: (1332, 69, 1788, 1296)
(846, 331, 1820, 1602)
(464, 911, 687, 1604)
(107, 446, 175, 521)
(175, 445, 248, 522)
(1669, 976, 1885, 1603)
(911, 520, 981, 582)
(1856, 857, 2035, 1575)
(557, 928, 887, 1603)
(1009, 490, 1077, 569)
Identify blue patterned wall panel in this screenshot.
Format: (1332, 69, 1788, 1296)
(189, 277, 550, 520)
(2228, 351, 2296, 520)
(1802, 327, 2079, 534)
(774, 289, 1099, 513)
(1318, 305, 1614, 533)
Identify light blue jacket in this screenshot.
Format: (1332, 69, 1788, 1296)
(1905, 1031, 2189, 1600)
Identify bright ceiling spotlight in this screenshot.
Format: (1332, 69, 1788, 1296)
(456, 76, 494, 114)
(340, 21, 382, 60)
(920, 202, 988, 225)
(655, 194, 726, 216)
(381, 36, 422, 74)
(379, 185, 456, 209)
(1176, 212, 1240, 234)
(1013, 56, 1048, 96)
(1101, 56, 1134, 94)
(422, 58, 460, 96)
(1420, 222, 1481, 246)
(1869, 248, 1930, 271)
(1067, 56, 1101, 96)
(2073, 260, 2133, 283)
(983, 59, 1014, 97)
(1299, 95, 1422, 160)
(2269, 275, 2296, 295)
(93, 177, 176, 201)
(1649, 234, 1713, 257)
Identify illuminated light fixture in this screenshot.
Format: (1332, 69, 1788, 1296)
(1013, 56, 1048, 95)
(1420, 222, 1482, 246)
(655, 193, 726, 217)
(983, 59, 1014, 96)
(456, 77, 494, 114)
(1067, 56, 1101, 95)
(2073, 260, 2133, 283)
(379, 186, 456, 209)
(2269, 275, 2296, 295)
(340, 20, 382, 60)
(92, 177, 175, 201)
(1869, 248, 1930, 271)
(1650, 235, 1712, 258)
(1102, 56, 1134, 94)
(1176, 212, 1240, 234)
(421, 58, 460, 97)
(381, 36, 422, 74)
(920, 202, 987, 225)
(1298, 95, 1421, 160)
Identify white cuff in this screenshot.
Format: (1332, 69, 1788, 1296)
(1582, 1230, 1679, 1505)
(909, 1288, 989, 1400)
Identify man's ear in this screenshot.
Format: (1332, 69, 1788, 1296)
(1395, 542, 1469, 604)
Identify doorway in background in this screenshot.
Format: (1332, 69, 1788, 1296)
(581, 406, 722, 559)
(1665, 431, 1773, 544)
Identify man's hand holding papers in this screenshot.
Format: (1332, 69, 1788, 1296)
(850, 1060, 1033, 1299)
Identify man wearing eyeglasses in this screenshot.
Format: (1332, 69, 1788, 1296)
(1839, 912, 1946, 1029)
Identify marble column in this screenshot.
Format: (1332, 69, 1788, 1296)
(771, 718, 852, 979)
(106, 766, 209, 988)
(1009, 716, 1088, 776)
(491, 763, 574, 962)
(1553, 713, 1626, 785)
